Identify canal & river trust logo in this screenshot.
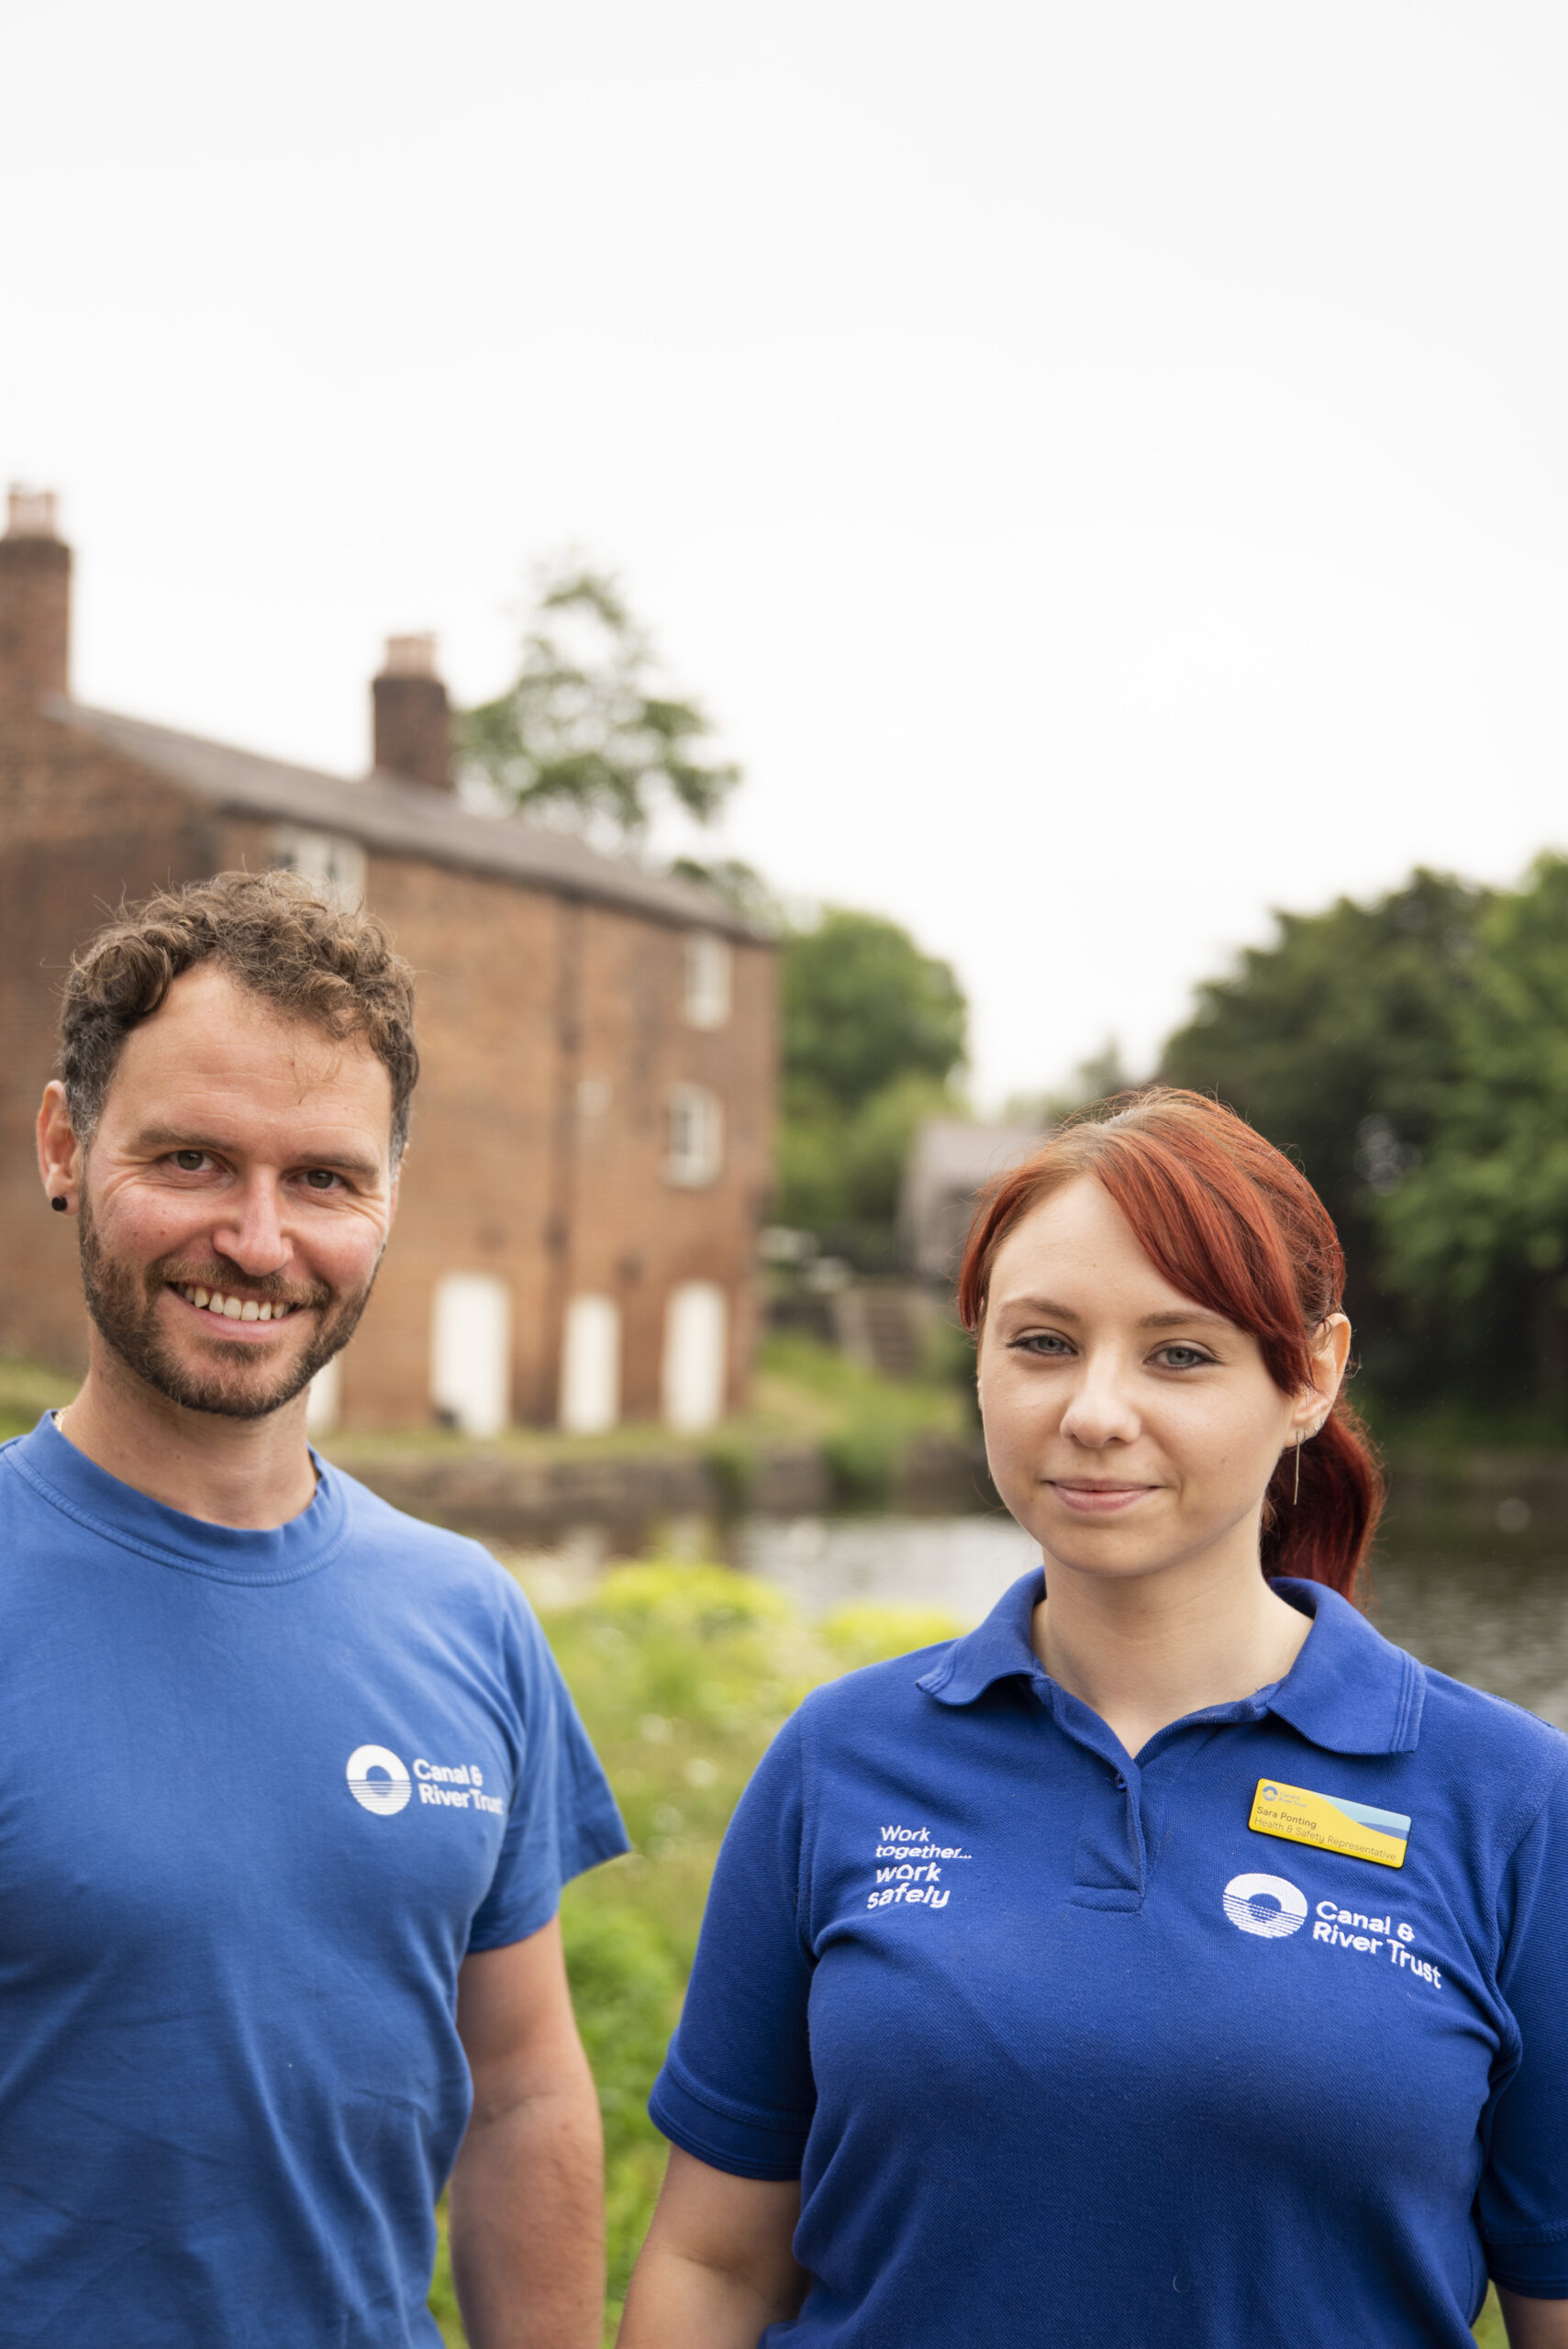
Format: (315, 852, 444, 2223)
(346, 1744, 413, 1815)
(1222, 1871, 1307, 1938)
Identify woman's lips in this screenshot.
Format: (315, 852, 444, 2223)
(1048, 1482, 1158, 1515)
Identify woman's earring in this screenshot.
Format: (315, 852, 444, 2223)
(1294, 1429, 1304, 1505)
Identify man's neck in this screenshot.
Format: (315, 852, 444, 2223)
(56, 1340, 320, 1531)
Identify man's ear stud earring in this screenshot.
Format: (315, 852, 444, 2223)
(50, 1197, 67, 1213)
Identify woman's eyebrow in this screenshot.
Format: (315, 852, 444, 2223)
(1138, 1308, 1232, 1331)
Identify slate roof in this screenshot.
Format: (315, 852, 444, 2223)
(43, 696, 763, 941)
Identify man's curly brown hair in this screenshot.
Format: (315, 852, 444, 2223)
(59, 870, 419, 1157)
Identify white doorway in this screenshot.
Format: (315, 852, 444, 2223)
(430, 1274, 512, 1438)
(662, 1282, 728, 1431)
(560, 1294, 621, 1434)
(305, 1353, 342, 1435)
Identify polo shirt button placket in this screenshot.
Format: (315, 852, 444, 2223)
(1068, 1751, 1148, 1912)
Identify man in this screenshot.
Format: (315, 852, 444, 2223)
(10, 869, 628, 2346)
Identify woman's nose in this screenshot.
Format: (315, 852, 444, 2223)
(1058, 1357, 1140, 1447)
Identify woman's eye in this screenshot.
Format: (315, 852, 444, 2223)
(172, 1151, 206, 1173)
(1155, 1345, 1209, 1370)
(1015, 1332, 1072, 1357)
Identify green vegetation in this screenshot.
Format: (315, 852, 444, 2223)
(462, 562, 740, 840)
(0, 1353, 70, 1441)
(1159, 856, 1568, 1421)
(779, 907, 968, 1266)
(427, 1563, 963, 2346)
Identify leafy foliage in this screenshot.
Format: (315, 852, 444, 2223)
(778, 910, 968, 1246)
(784, 909, 967, 1113)
(428, 1564, 963, 2345)
(1159, 871, 1492, 1402)
(462, 565, 740, 841)
(1376, 857, 1568, 1401)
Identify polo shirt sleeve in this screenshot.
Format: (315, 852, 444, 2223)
(649, 1710, 816, 2179)
(466, 1581, 630, 1953)
(1477, 1750, 1568, 2298)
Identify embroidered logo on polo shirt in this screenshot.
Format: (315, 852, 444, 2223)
(1249, 1777, 1409, 1869)
(346, 1744, 412, 1815)
(1221, 1872, 1307, 1938)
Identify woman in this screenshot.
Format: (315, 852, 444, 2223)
(620, 1092, 1568, 2348)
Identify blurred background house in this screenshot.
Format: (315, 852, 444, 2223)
(0, 492, 775, 1436)
(898, 1118, 1045, 1286)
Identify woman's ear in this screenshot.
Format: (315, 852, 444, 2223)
(1295, 1313, 1351, 1431)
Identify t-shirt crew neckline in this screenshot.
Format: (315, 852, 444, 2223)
(3, 1410, 350, 1586)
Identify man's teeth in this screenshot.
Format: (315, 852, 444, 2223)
(178, 1285, 296, 1322)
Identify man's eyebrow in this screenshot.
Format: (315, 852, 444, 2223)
(131, 1127, 384, 1180)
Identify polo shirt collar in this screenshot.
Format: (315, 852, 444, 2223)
(917, 1567, 1425, 1756)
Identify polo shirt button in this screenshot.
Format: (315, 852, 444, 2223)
(1114, 1776, 1126, 1790)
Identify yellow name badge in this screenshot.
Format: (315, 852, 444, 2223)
(1249, 1778, 1409, 1869)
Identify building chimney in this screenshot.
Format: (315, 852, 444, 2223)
(0, 487, 71, 717)
(372, 633, 451, 790)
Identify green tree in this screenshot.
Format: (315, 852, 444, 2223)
(1158, 870, 1491, 1402)
(1378, 855, 1568, 1407)
(778, 910, 968, 1254)
(462, 563, 740, 840)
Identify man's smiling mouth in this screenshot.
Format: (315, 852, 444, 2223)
(171, 1284, 305, 1324)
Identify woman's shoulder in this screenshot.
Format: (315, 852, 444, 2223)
(795, 1636, 966, 1733)
(1414, 1656, 1568, 1774)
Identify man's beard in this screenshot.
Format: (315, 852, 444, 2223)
(78, 1197, 378, 1420)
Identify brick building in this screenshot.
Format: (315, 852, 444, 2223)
(0, 492, 776, 1434)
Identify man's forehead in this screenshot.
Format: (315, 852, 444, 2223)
(106, 965, 394, 1136)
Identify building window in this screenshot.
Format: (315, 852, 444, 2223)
(666, 1084, 723, 1186)
(662, 1282, 728, 1431)
(430, 1273, 512, 1437)
(560, 1294, 620, 1434)
(272, 826, 367, 907)
(684, 931, 732, 1029)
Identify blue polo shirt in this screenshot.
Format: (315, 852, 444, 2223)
(0, 1414, 628, 2347)
(651, 1570, 1568, 2346)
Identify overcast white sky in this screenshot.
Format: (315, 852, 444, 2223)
(6, 1, 1567, 1104)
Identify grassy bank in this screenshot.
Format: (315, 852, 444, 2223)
(428, 1563, 962, 2344)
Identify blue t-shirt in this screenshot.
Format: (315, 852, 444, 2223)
(0, 1414, 628, 2346)
(651, 1569, 1568, 2346)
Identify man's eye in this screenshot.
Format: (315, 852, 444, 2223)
(303, 1169, 338, 1191)
(173, 1151, 206, 1173)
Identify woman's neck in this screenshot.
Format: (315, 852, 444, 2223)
(1030, 1536, 1312, 1761)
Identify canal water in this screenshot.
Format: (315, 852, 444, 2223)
(511, 1502, 1568, 1731)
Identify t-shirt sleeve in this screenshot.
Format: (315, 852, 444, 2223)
(1478, 1750, 1568, 2297)
(466, 1581, 629, 1952)
(648, 1709, 816, 2180)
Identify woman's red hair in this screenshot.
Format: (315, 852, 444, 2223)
(957, 1088, 1383, 1600)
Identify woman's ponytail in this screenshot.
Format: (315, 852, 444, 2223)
(1261, 1398, 1385, 1601)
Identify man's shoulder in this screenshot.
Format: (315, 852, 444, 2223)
(328, 1464, 520, 1603)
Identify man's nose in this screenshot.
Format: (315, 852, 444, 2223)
(210, 1180, 290, 1278)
